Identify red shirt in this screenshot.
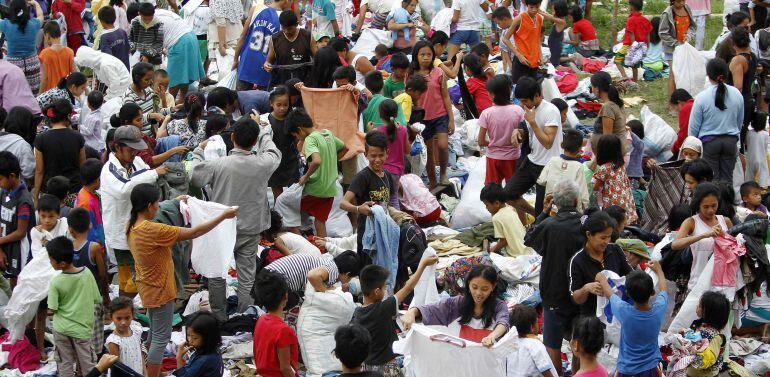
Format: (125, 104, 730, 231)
(672, 99, 694, 153)
(572, 19, 598, 43)
(253, 314, 299, 377)
(137, 134, 157, 168)
(52, 0, 85, 34)
(466, 77, 493, 113)
(623, 12, 653, 45)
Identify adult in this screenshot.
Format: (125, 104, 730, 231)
(36, 72, 88, 114)
(265, 11, 316, 87)
(158, 92, 207, 147)
(126, 183, 236, 377)
(670, 89, 695, 157)
(688, 58, 744, 183)
(153, 9, 206, 99)
(727, 26, 757, 146)
(386, 0, 430, 50)
(100, 126, 168, 297)
(0, 0, 44, 93)
(354, 0, 396, 32)
(232, 0, 287, 91)
(402, 265, 510, 346)
(307, 46, 343, 88)
(331, 38, 375, 84)
(122, 62, 174, 137)
(33, 99, 86, 205)
(590, 71, 628, 155)
(0, 108, 35, 181)
(508, 77, 564, 216)
(0, 57, 41, 115)
(208, 0, 243, 76)
(525, 181, 584, 376)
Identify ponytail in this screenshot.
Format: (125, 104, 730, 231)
(184, 92, 205, 132)
(378, 99, 399, 143)
(109, 114, 122, 128)
(386, 117, 396, 143)
(715, 82, 727, 110)
(706, 58, 729, 111)
(126, 208, 140, 236)
(607, 86, 624, 108)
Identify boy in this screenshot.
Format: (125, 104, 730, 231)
(67, 207, 109, 356)
(234, 0, 287, 91)
(352, 255, 439, 373)
(81, 91, 106, 155)
(738, 181, 770, 222)
(252, 270, 299, 377)
(616, 238, 651, 270)
(45, 176, 72, 218)
(361, 71, 407, 130)
(153, 70, 176, 109)
(447, 0, 488, 62)
(47, 236, 102, 377)
(287, 108, 346, 238)
(311, 0, 340, 40)
(334, 324, 384, 377)
(501, 0, 553, 81)
(75, 159, 105, 247)
(33, 195, 69, 254)
(39, 21, 75, 94)
(97, 5, 130, 70)
(383, 53, 409, 98)
(394, 75, 428, 124)
(480, 182, 528, 256)
(536, 128, 590, 211)
(615, 0, 652, 81)
(0, 151, 35, 284)
(506, 305, 557, 377)
(128, 3, 164, 65)
(371, 44, 391, 69)
(491, 7, 515, 74)
(596, 263, 668, 377)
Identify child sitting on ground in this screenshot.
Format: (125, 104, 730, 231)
(371, 44, 391, 69)
(506, 305, 557, 377)
(252, 270, 299, 377)
(571, 317, 608, 377)
(106, 297, 144, 374)
(596, 264, 667, 377)
(45, 176, 72, 217)
(737, 181, 769, 222)
(568, 5, 601, 57)
(480, 183, 527, 256)
(175, 312, 224, 377)
(263, 210, 321, 257)
(684, 292, 730, 376)
(470, 43, 495, 79)
(334, 324, 384, 377)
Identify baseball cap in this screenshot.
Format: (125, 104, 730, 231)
(113, 126, 148, 150)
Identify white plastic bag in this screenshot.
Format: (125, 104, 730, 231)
(640, 105, 676, 161)
(327, 182, 354, 237)
(215, 48, 236, 81)
(463, 119, 481, 152)
(351, 29, 393, 59)
(1, 250, 60, 342)
(489, 253, 541, 284)
(450, 157, 490, 229)
(184, 198, 237, 279)
(216, 71, 238, 90)
(274, 183, 303, 228)
(673, 42, 708, 97)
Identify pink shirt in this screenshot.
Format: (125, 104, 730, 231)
(575, 364, 609, 377)
(378, 125, 408, 175)
(478, 104, 523, 160)
(418, 67, 448, 121)
(686, 0, 710, 16)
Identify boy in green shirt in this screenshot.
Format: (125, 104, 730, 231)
(383, 53, 409, 98)
(288, 108, 347, 238)
(362, 71, 407, 131)
(47, 236, 101, 376)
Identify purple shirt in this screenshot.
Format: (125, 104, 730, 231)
(0, 60, 41, 115)
(377, 125, 408, 175)
(99, 28, 131, 70)
(478, 104, 523, 161)
(416, 295, 510, 330)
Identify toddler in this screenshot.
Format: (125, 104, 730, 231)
(506, 305, 557, 377)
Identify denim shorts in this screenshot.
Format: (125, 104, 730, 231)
(449, 30, 480, 46)
(421, 115, 449, 140)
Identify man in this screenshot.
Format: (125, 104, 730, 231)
(233, 0, 289, 90)
(265, 11, 316, 87)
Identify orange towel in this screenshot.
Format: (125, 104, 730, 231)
(299, 86, 364, 161)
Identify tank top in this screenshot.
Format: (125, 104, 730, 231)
(418, 67, 448, 121)
(689, 214, 727, 290)
(513, 12, 543, 68)
(547, 24, 564, 67)
(674, 14, 690, 42)
(270, 28, 313, 85)
(73, 240, 99, 279)
(236, 6, 280, 87)
(738, 52, 757, 97)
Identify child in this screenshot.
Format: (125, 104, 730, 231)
(429, 31, 450, 64)
(383, 53, 409, 99)
(477, 74, 523, 185)
(462, 53, 493, 114)
(537, 128, 590, 211)
(263, 210, 321, 256)
(51, 0, 86, 53)
(568, 6, 601, 57)
(81, 91, 106, 155)
(267, 86, 300, 200)
(659, 0, 695, 95)
(129, 3, 164, 64)
(615, 0, 653, 81)
(491, 7, 515, 74)
(596, 265, 668, 376)
(312, 0, 340, 40)
(685, 291, 730, 376)
(746, 121, 770, 187)
(642, 17, 665, 80)
(626, 120, 645, 184)
(546, 1, 569, 69)
(570, 316, 608, 377)
(0, 151, 35, 283)
(446, 0, 487, 62)
(480, 183, 528, 256)
(394, 76, 427, 125)
(46, 176, 72, 217)
(371, 44, 391, 69)
(105, 297, 144, 374)
(738, 181, 769, 221)
(351, 255, 438, 372)
(98, 5, 131, 70)
(47, 236, 102, 377)
(334, 324, 382, 377)
(617, 238, 652, 270)
(175, 312, 224, 377)
(592, 135, 638, 224)
(362, 71, 407, 130)
(153, 70, 176, 109)
(670, 88, 694, 156)
(503, 0, 545, 81)
(506, 305, 557, 377)
(287, 108, 346, 238)
(252, 270, 299, 377)
(75, 159, 105, 246)
(39, 21, 75, 94)
(377, 100, 409, 206)
(470, 43, 495, 79)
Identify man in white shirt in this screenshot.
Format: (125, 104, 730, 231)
(446, 0, 488, 61)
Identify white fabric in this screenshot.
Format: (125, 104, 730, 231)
(525, 101, 563, 166)
(351, 29, 393, 59)
(746, 129, 770, 187)
(215, 49, 236, 82)
(506, 337, 558, 377)
(182, 290, 211, 316)
(673, 42, 708, 97)
(327, 182, 354, 237)
(274, 183, 304, 228)
(296, 283, 356, 377)
(689, 214, 727, 290)
(322, 234, 358, 256)
(463, 119, 482, 152)
(410, 247, 440, 308)
(399, 174, 440, 218)
(640, 105, 677, 162)
(489, 253, 540, 284)
(154, 9, 193, 49)
(450, 157, 490, 229)
(430, 7, 454, 36)
(75, 47, 131, 101)
(361, 0, 397, 16)
(105, 322, 144, 374)
(279, 232, 322, 256)
(203, 135, 228, 161)
(216, 71, 238, 90)
(183, 197, 238, 279)
(451, 0, 484, 30)
(334, 0, 353, 37)
(30, 218, 69, 261)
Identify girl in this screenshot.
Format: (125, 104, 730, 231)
(671, 182, 732, 293)
(592, 135, 638, 224)
(106, 296, 144, 374)
(685, 291, 730, 376)
(268, 86, 299, 199)
(0, 0, 44, 93)
(681, 158, 713, 192)
(123, 62, 173, 137)
(659, 0, 696, 96)
(590, 71, 628, 156)
(308, 46, 343, 88)
(643, 17, 666, 77)
(159, 92, 208, 147)
(410, 40, 454, 188)
(547, 0, 569, 68)
(33, 99, 86, 207)
(746, 115, 770, 187)
(263, 210, 321, 256)
(568, 5, 600, 57)
(477, 74, 523, 185)
(669, 88, 694, 156)
(571, 316, 608, 377)
(110, 103, 188, 168)
(462, 53, 493, 114)
(127, 183, 236, 377)
(506, 305, 557, 377)
(376, 99, 409, 209)
(37, 73, 88, 116)
(728, 26, 757, 143)
(174, 312, 224, 377)
(4, 106, 37, 147)
(401, 265, 510, 346)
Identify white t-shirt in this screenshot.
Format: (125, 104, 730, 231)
(154, 9, 193, 50)
(279, 232, 322, 256)
(361, 0, 397, 16)
(525, 100, 563, 166)
(451, 0, 485, 31)
(506, 337, 558, 377)
(105, 322, 144, 374)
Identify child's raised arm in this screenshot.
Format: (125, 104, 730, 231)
(594, 272, 615, 299)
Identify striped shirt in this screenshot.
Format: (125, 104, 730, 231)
(122, 86, 172, 136)
(265, 254, 339, 292)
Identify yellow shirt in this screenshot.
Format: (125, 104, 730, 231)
(492, 205, 527, 256)
(91, 0, 108, 49)
(394, 92, 413, 123)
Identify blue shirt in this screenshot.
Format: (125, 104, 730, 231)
(0, 18, 41, 57)
(236, 7, 280, 87)
(238, 90, 271, 115)
(611, 291, 668, 374)
(688, 84, 744, 139)
(172, 352, 223, 377)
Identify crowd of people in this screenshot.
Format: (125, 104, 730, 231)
(0, 0, 768, 375)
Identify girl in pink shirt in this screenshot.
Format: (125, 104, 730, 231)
(571, 317, 609, 377)
(376, 99, 409, 209)
(477, 74, 523, 185)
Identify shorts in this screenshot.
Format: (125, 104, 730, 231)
(511, 55, 539, 83)
(197, 38, 208, 62)
(542, 305, 577, 349)
(504, 157, 544, 200)
(614, 44, 629, 64)
(664, 52, 674, 62)
(617, 367, 661, 377)
(300, 195, 334, 222)
(485, 157, 517, 185)
(421, 115, 449, 140)
(449, 30, 480, 46)
(114, 249, 138, 294)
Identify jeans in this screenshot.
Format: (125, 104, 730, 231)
(702, 135, 738, 183)
(146, 301, 174, 364)
(209, 234, 260, 321)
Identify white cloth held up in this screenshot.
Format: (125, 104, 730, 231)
(181, 197, 237, 279)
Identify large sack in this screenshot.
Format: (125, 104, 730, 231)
(351, 29, 393, 59)
(450, 157, 490, 229)
(673, 42, 708, 97)
(489, 253, 540, 284)
(297, 283, 356, 377)
(640, 105, 676, 161)
(463, 119, 482, 151)
(327, 182, 354, 237)
(274, 183, 303, 228)
(216, 71, 238, 90)
(215, 49, 236, 81)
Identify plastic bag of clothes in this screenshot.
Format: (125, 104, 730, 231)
(327, 182, 354, 237)
(275, 183, 304, 228)
(216, 71, 238, 90)
(489, 253, 541, 284)
(673, 42, 708, 97)
(297, 283, 355, 377)
(463, 119, 481, 151)
(351, 29, 393, 59)
(640, 106, 676, 161)
(450, 157, 490, 229)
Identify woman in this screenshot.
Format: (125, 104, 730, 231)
(386, 0, 430, 51)
(126, 183, 236, 377)
(4, 106, 37, 147)
(727, 26, 757, 146)
(331, 38, 374, 84)
(659, 0, 696, 96)
(590, 71, 628, 155)
(157, 92, 207, 147)
(122, 62, 173, 137)
(401, 265, 509, 346)
(37, 72, 88, 114)
(0, 107, 35, 181)
(33, 99, 86, 206)
(207, 0, 243, 62)
(308, 46, 343, 88)
(0, 0, 44, 93)
(688, 58, 744, 183)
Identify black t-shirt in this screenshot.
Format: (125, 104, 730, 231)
(568, 243, 632, 316)
(268, 114, 299, 185)
(33, 128, 85, 193)
(349, 167, 395, 255)
(351, 296, 398, 365)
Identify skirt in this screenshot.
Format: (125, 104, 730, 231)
(7, 54, 41, 93)
(167, 32, 205, 87)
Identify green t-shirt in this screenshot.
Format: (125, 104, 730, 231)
(48, 267, 101, 339)
(383, 76, 406, 99)
(362, 94, 408, 131)
(304, 130, 344, 198)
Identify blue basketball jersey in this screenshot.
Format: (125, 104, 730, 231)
(237, 7, 280, 87)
